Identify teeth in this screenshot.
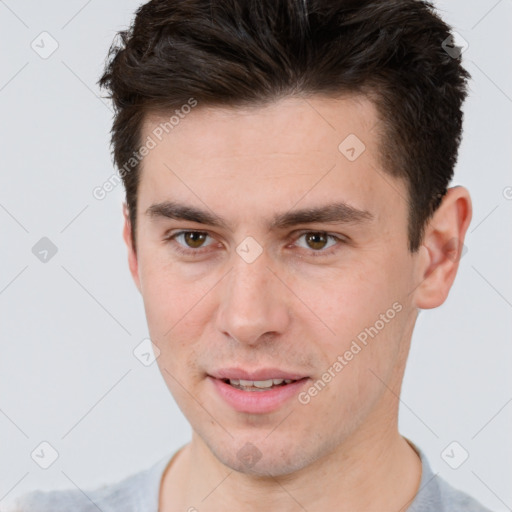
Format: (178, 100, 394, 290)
(228, 378, 295, 388)
(240, 379, 273, 388)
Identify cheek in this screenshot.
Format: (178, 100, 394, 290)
(138, 252, 200, 331)
(308, 264, 388, 332)
(138, 260, 213, 372)
(305, 260, 408, 371)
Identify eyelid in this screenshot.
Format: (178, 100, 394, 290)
(165, 229, 219, 253)
(288, 229, 349, 243)
(165, 229, 348, 257)
(287, 230, 348, 256)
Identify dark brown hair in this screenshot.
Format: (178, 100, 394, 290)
(98, 0, 470, 253)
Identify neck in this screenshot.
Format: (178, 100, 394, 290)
(159, 426, 422, 512)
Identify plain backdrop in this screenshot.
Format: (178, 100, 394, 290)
(0, 0, 511, 510)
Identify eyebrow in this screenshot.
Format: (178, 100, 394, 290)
(145, 200, 374, 231)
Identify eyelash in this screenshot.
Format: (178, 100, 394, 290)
(164, 230, 347, 258)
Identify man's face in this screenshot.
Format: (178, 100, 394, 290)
(126, 95, 422, 476)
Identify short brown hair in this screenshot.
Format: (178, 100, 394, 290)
(98, 0, 470, 253)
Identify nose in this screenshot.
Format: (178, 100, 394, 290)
(215, 246, 291, 347)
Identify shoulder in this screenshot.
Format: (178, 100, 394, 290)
(405, 438, 494, 512)
(8, 487, 106, 512)
(435, 476, 494, 512)
(9, 476, 142, 512)
(8, 454, 172, 512)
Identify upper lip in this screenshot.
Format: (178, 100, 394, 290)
(208, 368, 309, 381)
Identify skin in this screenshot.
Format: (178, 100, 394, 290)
(121, 94, 472, 511)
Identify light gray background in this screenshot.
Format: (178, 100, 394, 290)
(0, 0, 511, 510)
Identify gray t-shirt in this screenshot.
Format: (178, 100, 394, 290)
(8, 440, 493, 511)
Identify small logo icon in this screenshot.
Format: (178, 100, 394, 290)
(31, 441, 59, 469)
(442, 32, 469, 59)
(237, 442, 262, 468)
(32, 237, 58, 263)
(338, 134, 366, 161)
(236, 236, 263, 263)
(133, 338, 161, 366)
(31, 31, 59, 59)
(441, 441, 469, 469)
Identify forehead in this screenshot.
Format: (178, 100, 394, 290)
(136, 95, 408, 231)
(143, 94, 378, 160)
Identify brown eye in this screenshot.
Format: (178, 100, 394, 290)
(166, 230, 216, 256)
(182, 231, 208, 248)
(304, 232, 329, 251)
(293, 231, 345, 257)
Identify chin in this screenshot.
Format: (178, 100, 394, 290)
(208, 435, 321, 478)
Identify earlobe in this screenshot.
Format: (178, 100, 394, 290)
(122, 203, 142, 294)
(412, 186, 472, 309)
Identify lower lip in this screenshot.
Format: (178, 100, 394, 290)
(208, 376, 310, 414)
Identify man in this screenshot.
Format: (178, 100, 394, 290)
(11, 0, 492, 510)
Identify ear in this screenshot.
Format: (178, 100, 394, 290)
(122, 202, 142, 294)
(412, 186, 472, 309)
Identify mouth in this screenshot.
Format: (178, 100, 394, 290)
(207, 374, 311, 414)
(220, 377, 302, 391)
